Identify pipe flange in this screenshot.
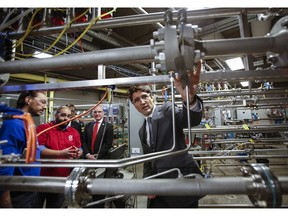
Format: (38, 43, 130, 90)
(153, 8, 197, 76)
(164, 25, 180, 71)
(266, 16, 288, 68)
(241, 163, 282, 207)
(65, 167, 96, 207)
(181, 24, 195, 69)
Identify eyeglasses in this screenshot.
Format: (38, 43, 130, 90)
(132, 94, 150, 104)
(59, 113, 72, 118)
(33, 97, 47, 106)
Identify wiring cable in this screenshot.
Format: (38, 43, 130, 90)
(15, 8, 89, 58)
(14, 8, 43, 49)
(12, 112, 36, 164)
(54, 7, 116, 56)
(14, 8, 116, 59)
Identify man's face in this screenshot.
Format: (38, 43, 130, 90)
(92, 107, 104, 122)
(55, 108, 72, 128)
(69, 107, 76, 118)
(131, 90, 154, 117)
(27, 92, 47, 116)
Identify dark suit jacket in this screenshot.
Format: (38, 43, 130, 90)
(83, 120, 113, 159)
(138, 98, 204, 207)
(70, 120, 85, 146)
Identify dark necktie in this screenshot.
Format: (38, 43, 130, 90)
(147, 117, 154, 147)
(91, 121, 99, 153)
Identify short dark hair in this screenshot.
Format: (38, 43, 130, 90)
(66, 104, 76, 109)
(128, 85, 151, 102)
(56, 105, 70, 114)
(16, 90, 45, 109)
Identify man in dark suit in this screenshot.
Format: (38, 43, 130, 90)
(65, 104, 85, 133)
(66, 104, 85, 147)
(128, 70, 204, 208)
(83, 104, 113, 160)
(82, 104, 114, 208)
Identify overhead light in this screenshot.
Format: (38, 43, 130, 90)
(225, 57, 244, 71)
(240, 81, 249, 87)
(33, 51, 52, 59)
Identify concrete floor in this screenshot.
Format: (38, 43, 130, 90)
(120, 149, 288, 208)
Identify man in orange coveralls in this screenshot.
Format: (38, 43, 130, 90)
(34, 105, 83, 208)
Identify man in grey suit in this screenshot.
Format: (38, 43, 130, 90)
(128, 70, 204, 208)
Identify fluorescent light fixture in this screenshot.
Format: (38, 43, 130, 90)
(225, 57, 244, 71)
(33, 51, 52, 59)
(240, 81, 249, 87)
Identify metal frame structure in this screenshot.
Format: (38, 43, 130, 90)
(0, 164, 287, 208)
(0, 8, 288, 208)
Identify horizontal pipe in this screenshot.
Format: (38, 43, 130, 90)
(198, 33, 286, 56)
(187, 125, 288, 134)
(189, 148, 288, 155)
(211, 138, 288, 144)
(192, 154, 288, 161)
(1, 68, 288, 93)
(198, 89, 288, 98)
(86, 176, 288, 196)
(6, 8, 267, 39)
(0, 174, 287, 197)
(9, 74, 129, 94)
(0, 75, 170, 93)
(0, 176, 66, 193)
(0, 45, 155, 74)
(1, 153, 287, 168)
(157, 88, 288, 99)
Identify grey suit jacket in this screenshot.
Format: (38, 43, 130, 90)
(138, 98, 205, 207)
(139, 98, 203, 178)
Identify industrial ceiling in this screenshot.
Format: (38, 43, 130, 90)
(0, 7, 288, 93)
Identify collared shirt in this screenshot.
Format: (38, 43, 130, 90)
(145, 106, 156, 146)
(36, 121, 82, 177)
(93, 119, 103, 132)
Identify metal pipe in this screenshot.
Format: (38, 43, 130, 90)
(199, 69, 288, 83)
(186, 125, 288, 134)
(200, 97, 288, 104)
(0, 8, 34, 32)
(1, 68, 288, 93)
(0, 45, 156, 74)
(6, 8, 267, 39)
(131, 8, 164, 29)
(0, 176, 66, 193)
(189, 148, 288, 155)
(0, 75, 170, 93)
(198, 32, 287, 56)
(211, 138, 288, 144)
(192, 154, 288, 161)
(1, 152, 288, 168)
(198, 88, 288, 98)
(86, 176, 288, 196)
(1, 175, 287, 197)
(86, 177, 251, 196)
